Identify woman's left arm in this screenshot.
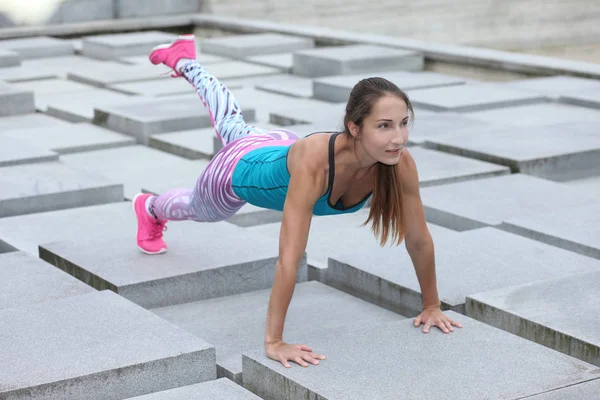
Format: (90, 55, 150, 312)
(398, 149, 463, 334)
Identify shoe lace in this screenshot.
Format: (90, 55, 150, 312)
(149, 221, 167, 239)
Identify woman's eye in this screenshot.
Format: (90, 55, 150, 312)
(378, 123, 387, 128)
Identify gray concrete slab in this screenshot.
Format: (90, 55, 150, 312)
(255, 75, 313, 98)
(419, 173, 599, 231)
(92, 95, 229, 144)
(408, 83, 548, 112)
(313, 71, 466, 102)
(126, 379, 262, 400)
(13, 78, 95, 97)
(0, 82, 34, 116)
(246, 52, 294, 73)
(115, 0, 199, 18)
(45, 89, 144, 122)
(248, 209, 456, 282)
(464, 102, 600, 127)
(500, 203, 600, 260)
(0, 48, 19, 67)
(191, 60, 283, 80)
(566, 175, 600, 195)
(67, 63, 173, 87)
(0, 55, 123, 82)
(242, 311, 600, 400)
(0, 251, 94, 311)
(52, 0, 114, 24)
(466, 270, 600, 367)
(423, 121, 600, 181)
(40, 222, 306, 309)
(560, 88, 600, 110)
(120, 52, 231, 66)
(61, 145, 209, 199)
(0, 113, 71, 131)
(527, 380, 600, 399)
(407, 112, 508, 146)
(293, 45, 424, 77)
(269, 101, 346, 129)
(0, 123, 135, 154)
(327, 227, 600, 316)
(0, 36, 74, 59)
(0, 136, 59, 167)
(109, 78, 198, 97)
(201, 33, 315, 59)
(499, 75, 600, 99)
(0, 290, 215, 400)
(221, 73, 298, 91)
(0, 161, 124, 218)
(81, 31, 177, 60)
(153, 281, 405, 384)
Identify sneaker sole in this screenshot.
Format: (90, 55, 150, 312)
(132, 193, 168, 255)
(150, 34, 195, 54)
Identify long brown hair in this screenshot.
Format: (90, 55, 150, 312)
(342, 77, 414, 246)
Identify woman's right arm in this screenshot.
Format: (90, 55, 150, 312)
(264, 142, 327, 368)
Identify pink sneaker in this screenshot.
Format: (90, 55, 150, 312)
(149, 35, 196, 77)
(133, 193, 168, 255)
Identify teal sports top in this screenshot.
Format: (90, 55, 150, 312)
(231, 132, 372, 216)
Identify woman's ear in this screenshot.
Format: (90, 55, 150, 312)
(347, 121, 360, 138)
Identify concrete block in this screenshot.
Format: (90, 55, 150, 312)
(0, 48, 19, 67)
(327, 227, 600, 316)
(0, 55, 123, 82)
(242, 311, 600, 400)
(0, 136, 59, 167)
(419, 174, 598, 231)
(500, 75, 600, 99)
(0, 161, 124, 218)
(201, 33, 315, 59)
(55, 0, 114, 24)
(109, 78, 198, 97)
(269, 101, 346, 129)
(92, 96, 230, 144)
(500, 203, 600, 260)
(222, 73, 297, 90)
(424, 121, 600, 181)
(39, 222, 306, 309)
(120, 52, 231, 67)
(0, 123, 135, 155)
(0, 290, 215, 400)
(560, 89, 600, 110)
(293, 45, 424, 78)
(566, 175, 600, 193)
(0, 251, 94, 311)
(0, 113, 71, 131)
(13, 78, 95, 96)
(61, 145, 209, 199)
(82, 31, 177, 61)
(45, 89, 144, 123)
(407, 112, 505, 146)
(67, 64, 172, 87)
(115, 0, 199, 18)
(527, 380, 600, 399)
(126, 378, 262, 399)
(249, 209, 456, 281)
(0, 82, 34, 116)
(255, 75, 313, 98)
(0, 36, 74, 59)
(313, 71, 466, 102)
(195, 60, 282, 80)
(408, 83, 548, 112)
(153, 281, 405, 384)
(246, 52, 294, 72)
(466, 270, 600, 367)
(464, 102, 600, 127)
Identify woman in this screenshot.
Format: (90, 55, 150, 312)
(134, 35, 462, 369)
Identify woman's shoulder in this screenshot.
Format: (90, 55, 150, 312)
(287, 131, 335, 173)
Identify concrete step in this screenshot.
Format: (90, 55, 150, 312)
(246, 52, 294, 73)
(0, 161, 124, 218)
(114, 0, 199, 19)
(242, 311, 600, 400)
(423, 121, 600, 181)
(526, 379, 600, 399)
(126, 378, 261, 399)
(0, 113, 73, 132)
(81, 31, 177, 60)
(561, 88, 600, 110)
(67, 63, 173, 87)
(419, 173, 598, 231)
(0, 290, 215, 400)
(313, 71, 466, 103)
(292, 44, 424, 77)
(0, 136, 58, 167)
(0, 81, 34, 116)
(0, 48, 19, 67)
(499, 75, 600, 99)
(38, 218, 306, 308)
(200, 33, 315, 59)
(0, 251, 94, 311)
(0, 36, 75, 59)
(152, 281, 405, 384)
(327, 227, 600, 316)
(0, 122, 135, 155)
(255, 75, 313, 98)
(467, 269, 600, 367)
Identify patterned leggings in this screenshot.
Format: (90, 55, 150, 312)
(149, 60, 298, 222)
